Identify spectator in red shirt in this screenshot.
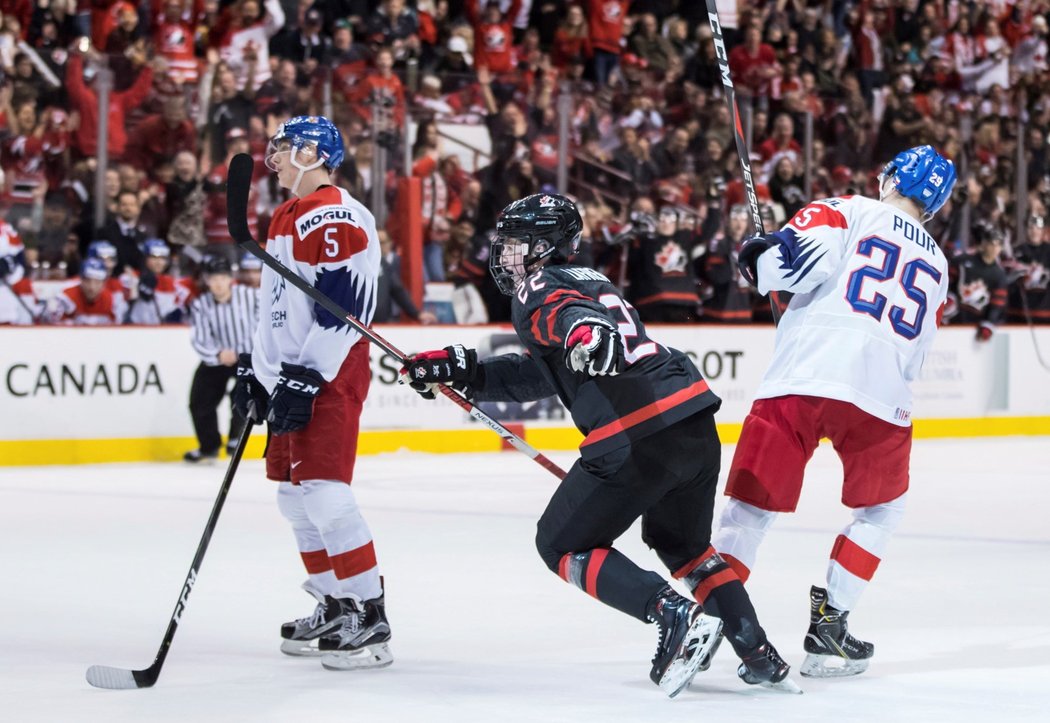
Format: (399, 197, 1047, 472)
(588, 0, 629, 86)
(756, 113, 802, 179)
(465, 0, 521, 74)
(65, 48, 153, 160)
(126, 95, 198, 177)
(728, 25, 779, 98)
(352, 46, 406, 127)
(552, 4, 591, 70)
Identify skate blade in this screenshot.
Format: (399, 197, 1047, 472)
(800, 653, 869, 678)
(280, 639, 325, 657)
(759, 675, 804, 694)
(659, 614, 724, 698)
(321, 643, 393, 671)
(697, 632, 724, 673)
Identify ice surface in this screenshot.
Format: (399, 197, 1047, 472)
(1, 438, 1048, 722)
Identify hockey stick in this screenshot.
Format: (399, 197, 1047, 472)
(705, 4, 788, 325)
(225, 153, 568, 481)
(85, 417, 254, 689)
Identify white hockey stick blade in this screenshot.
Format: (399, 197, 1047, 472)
(321, 643, 394, 671)
(800, 652, 870, 678)
(659, 614, 724, 698)
(85, 665, 139, 689)
(280, 639, 326, 657)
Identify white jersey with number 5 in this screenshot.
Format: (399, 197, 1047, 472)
(253, 185, 379, 392)
(754, 195, 949, 426)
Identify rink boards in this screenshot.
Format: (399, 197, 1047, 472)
(1, 325, 1049, 465)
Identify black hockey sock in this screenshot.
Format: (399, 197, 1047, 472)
(558, 547, 668, 622)
(677, 548, 766, 655)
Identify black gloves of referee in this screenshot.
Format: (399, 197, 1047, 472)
(399, 344, 479, 400)
(267, 363, 326, 434)
(232, 353, 268, 424)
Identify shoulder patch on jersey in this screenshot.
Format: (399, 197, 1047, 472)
(788, 203, 848, 232)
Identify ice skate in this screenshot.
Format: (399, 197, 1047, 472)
(800, 586, 874, 678)
(738, 641, 803, 694)
(279, 589, 349, 657)
(647, 585, 724, 698)
(318, 595, 393, 671)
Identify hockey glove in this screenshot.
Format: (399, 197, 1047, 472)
(565, 318, 624, 377)
(267, 363, 326, 435)
(737, 234, 778, 288)
(232, 353, 268, 424)
(976, 322, 994, 342)
(399, 345, 479, 400)
(138, 269, 157, 300)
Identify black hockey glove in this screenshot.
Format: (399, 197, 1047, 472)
(232, 353, 268, 424)
(138, 269, 157, 300)
(565, 318, 624, 377)
(267, 362, 326, 434)
(737, 234, 779, 288)
(399, 344, 479, 400)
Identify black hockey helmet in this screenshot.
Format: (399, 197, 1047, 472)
(490, 192, 583, 295)
(202, 254, 233, 276)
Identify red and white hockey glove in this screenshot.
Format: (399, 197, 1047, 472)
(399, 344, 479, 400)
(565, 318, 624, 377)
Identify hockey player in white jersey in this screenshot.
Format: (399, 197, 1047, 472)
(231, 115, 391, 672)
(712, 145, 957, 678)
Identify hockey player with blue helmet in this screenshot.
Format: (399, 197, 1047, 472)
(264, 115, 346, 196)
(719, 145, 957, 680)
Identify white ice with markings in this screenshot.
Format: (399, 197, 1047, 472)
(1, 438, 1047, 722)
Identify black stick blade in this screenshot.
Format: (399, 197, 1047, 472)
(226, 153, 256, 245)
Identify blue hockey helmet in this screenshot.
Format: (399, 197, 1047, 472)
(81, 257, 109, 281)
(87, 240, 118, 261)
(265, 115, 345, 172)
(879, 145, 956, 217)
(143, 238, 171, 258)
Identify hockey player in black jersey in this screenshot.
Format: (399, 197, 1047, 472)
(401, 193, 799, 696)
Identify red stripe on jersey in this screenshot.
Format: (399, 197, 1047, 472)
(330, 541, 378, 580)
(558, 553, 571, 582)
(529, 289, 589, 345)
(830, 534, 880, 581)
(632, 291, 699, 306)
(581, 380, 711, 448)
(584, 548, 610, 598)
(691, 569, 738, 605)
(789, 204, 848, 232)
(300, 549, 333, 574)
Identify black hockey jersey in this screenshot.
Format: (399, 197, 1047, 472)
(472, 264, 721, 459)
(949, 253, 1007, 325)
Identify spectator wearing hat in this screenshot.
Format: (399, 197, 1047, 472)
(128, 239, 189, 324)
(202, 127, 256, 268)
(435, 34, 475, 92)
(271, 6, 333, 71)
(53, 257, 128, 325)
(126, 95, 199, 176)
(103, 1, 146, 91)
(65, 44, 153, 160)
(185, 255, 258, 463)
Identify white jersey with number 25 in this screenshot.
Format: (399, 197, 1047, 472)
(754, 195, 949, 427)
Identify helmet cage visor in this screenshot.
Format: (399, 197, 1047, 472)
(490, 230, 555, 295)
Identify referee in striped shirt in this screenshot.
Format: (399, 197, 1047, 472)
(185, 255, 259, 462)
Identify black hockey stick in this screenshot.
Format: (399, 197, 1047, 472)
(705, 4, 789, 325)
(85, 418, 253, 689)
(225, 153, 568, 481)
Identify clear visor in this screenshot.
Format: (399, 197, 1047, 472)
(265, 138, 321, 172)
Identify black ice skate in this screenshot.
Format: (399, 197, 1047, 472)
(279, 592, 350, 657)
(646, 585, 724, 698)
(318, 595, 393, 671)
(738, 641, 803, 694)
(800, 585, 874, 678)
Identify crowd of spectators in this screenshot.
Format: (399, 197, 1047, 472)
(0, 0, 1049, 336)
